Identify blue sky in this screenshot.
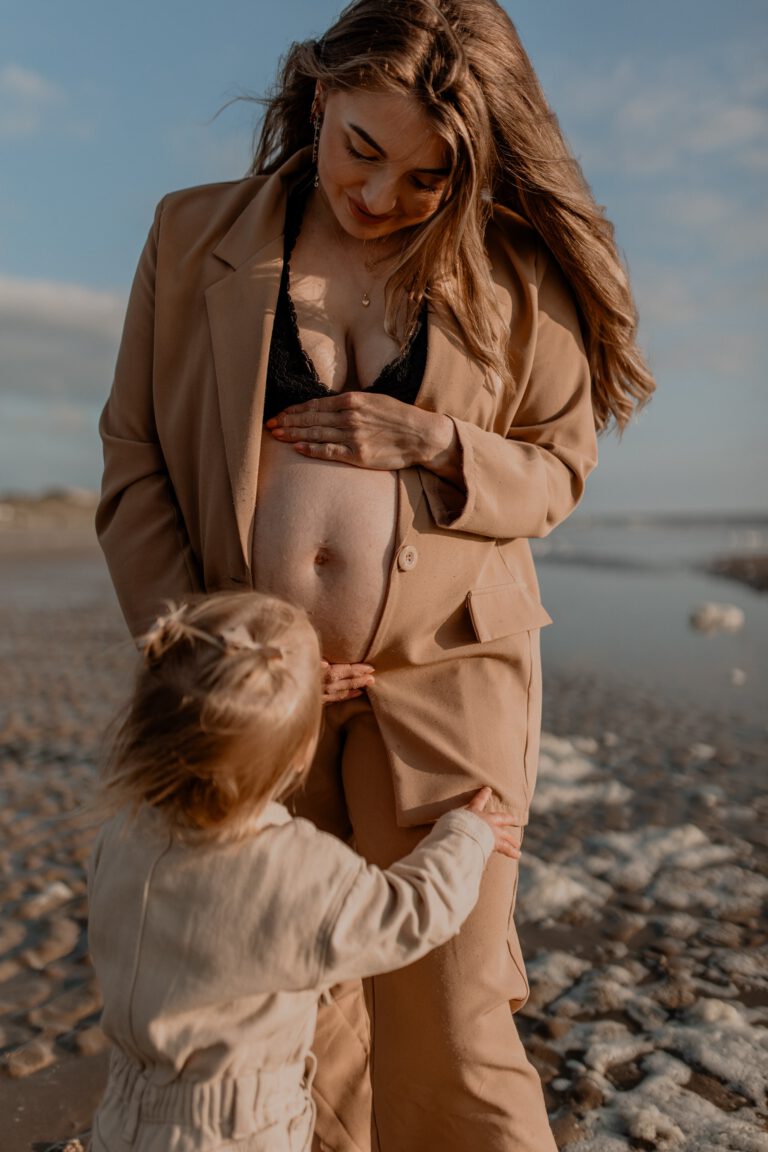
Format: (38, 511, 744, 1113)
(0, 0, 766, 513)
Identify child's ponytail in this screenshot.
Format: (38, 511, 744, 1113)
(101, 593, 322, 835)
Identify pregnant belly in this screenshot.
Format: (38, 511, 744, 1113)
(252, 432, 398, 662)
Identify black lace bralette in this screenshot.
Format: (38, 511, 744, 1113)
(263, 184, 428, 424)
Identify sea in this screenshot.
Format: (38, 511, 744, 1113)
(534, 513, 767, 730)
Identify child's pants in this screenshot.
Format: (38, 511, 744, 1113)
(293, 696, 557, 1152)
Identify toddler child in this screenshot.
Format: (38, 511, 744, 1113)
(87, 591, 521, 1151)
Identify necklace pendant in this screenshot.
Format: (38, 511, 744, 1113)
(361, 291, 371, 308)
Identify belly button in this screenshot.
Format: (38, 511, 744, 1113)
(314, 546, 332, 567)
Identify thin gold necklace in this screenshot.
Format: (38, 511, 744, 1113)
(313, 186, 393, 308)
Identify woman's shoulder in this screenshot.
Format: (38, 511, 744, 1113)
(486, 204, 544, 284)
(153, 174, 271, 241)
(154, 153, 312, 248)
(487, 204, 578, 316)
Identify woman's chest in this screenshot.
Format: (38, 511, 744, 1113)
(288, 228, 402, 391)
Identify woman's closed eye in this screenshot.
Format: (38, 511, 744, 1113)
(410, 175, 443, 195)
(345, 142, 377, 163)
(345, 142, 443, 195)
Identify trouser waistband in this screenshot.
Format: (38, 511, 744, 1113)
(106, 1045, 315, 1143)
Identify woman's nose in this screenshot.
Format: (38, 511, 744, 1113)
(360, 171, 398, 215)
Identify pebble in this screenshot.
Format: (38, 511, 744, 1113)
(0, 972, 51, 1013)
(28, 983, 101, 1031)
(18, 880, 76, 919)
(21, 917, 81, 968)
(0, 920, 26, 952)
(569, 1074, 606, 1113)
(689, 602, 745, 634)
(550, 1110, 585, 1147)
(2, 1035, 57, 1077)
(72, 1023, 110, 1057)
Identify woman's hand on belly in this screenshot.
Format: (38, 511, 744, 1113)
(322, 660, 375, 704)
(265, 392, 460, 478)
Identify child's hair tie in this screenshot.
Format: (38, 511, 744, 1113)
(140, 605, 284, 666)
(217, 624, 283, 662)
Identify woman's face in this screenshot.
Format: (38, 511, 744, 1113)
(316, 88, 451, 240)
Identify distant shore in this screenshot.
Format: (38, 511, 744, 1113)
(2, 490, 766, 593)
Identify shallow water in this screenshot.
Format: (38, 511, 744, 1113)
(535, 516, 768, 728)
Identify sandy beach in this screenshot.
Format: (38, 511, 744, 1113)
(1, 495, 766, 1151)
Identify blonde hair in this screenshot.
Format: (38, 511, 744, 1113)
(250, 0, 654, 431)
(101, 592, 322, 835)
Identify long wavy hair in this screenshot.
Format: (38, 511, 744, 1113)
(250, 0, 654, 431)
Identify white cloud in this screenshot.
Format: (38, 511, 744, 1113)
(556, 48, 768, 179)
(0, 276, 125, 335)
(0, 64, 64, 139)
(658, 190, 768, 262)
(0, 275, 126, 403)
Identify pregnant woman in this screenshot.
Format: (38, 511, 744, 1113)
(96, 2, 654, 1149)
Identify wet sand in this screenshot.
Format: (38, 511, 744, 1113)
(1, 497, 766, 1151)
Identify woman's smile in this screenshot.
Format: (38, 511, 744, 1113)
(316, 88, 450, 240)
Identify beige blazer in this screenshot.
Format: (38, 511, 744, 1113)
(97, 150, 597, 826)
(88, 801, 494, 1150)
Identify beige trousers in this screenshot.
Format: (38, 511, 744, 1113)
(292, 697, 557, 1152)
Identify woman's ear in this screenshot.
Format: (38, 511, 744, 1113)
(314, 81, 327, 115)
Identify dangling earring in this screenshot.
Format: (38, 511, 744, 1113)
(311, 97, 322, 189)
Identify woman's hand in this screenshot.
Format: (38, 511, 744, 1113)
(266, 392, 460, 475)
(464, 787, 522, 859)
(321, 660, 375, 705)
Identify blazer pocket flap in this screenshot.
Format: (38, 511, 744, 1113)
(467, 583, 553, 642)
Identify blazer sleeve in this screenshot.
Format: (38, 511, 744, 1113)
(96, 201, 203, 638)
(420, 244, 598, 540)
(314, 808, 494, 987)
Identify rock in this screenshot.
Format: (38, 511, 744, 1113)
(550, 1109, 586, 1147)
(72, 1024, 110, 1057)
(653, 979, 697, 1011)
(17, 880, 75, 919)
(0, 1020, 35, 1048)
(688, 742, 716, 762)
(689, 602, 745, 634)
(28, 982, 101, 1030)
(0, 958, 22, 983)
(570, 1074, 606, 1113)
(0, 919, 26, 952)
(1, 1035, 57, 1077)
(21, 916, 80, 967)
(0, 972, 51, 1013)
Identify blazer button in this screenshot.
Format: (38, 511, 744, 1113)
(397, 545, 419, 572)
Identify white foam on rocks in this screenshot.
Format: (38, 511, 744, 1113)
(582, 825, 740, 892)
(517, 854, 613, 923)
(564, 1050, 768, 1152)
(525, 950, 592, 1010)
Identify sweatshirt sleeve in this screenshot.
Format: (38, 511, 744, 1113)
(315, 808, 495, 986)
(420, 243, 598, 540)
(96, 200, 202, 638)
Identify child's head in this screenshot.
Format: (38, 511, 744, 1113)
(104, 592, 322, 833)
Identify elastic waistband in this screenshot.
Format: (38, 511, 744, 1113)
(105, 1045, 315, 1143)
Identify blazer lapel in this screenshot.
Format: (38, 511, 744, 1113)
(205, 238, 283, 567)
(204, 152, 309, 568)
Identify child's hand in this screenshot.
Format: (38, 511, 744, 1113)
(320, 661, 375, 704)
(464, 787, 522, 859)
